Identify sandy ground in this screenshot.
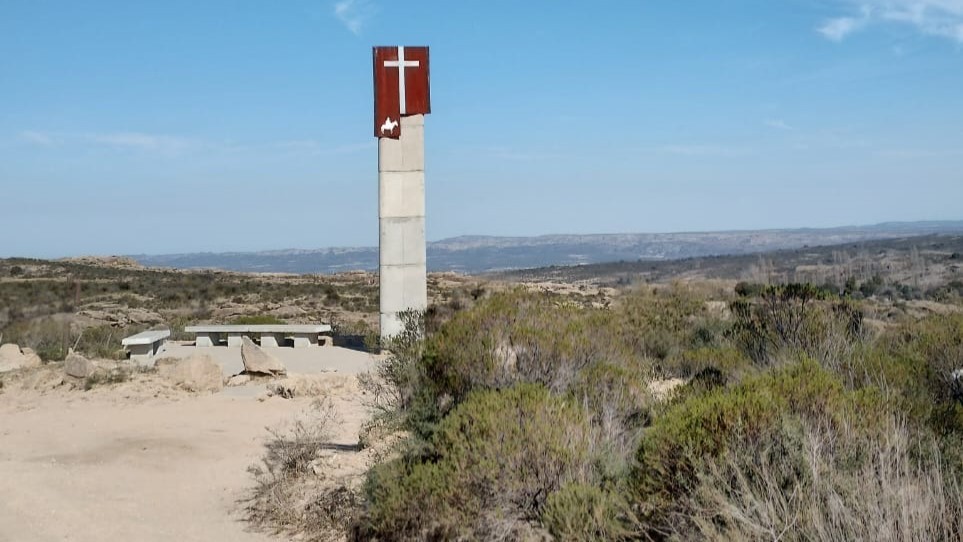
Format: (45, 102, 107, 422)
(0, 346, 376, 542)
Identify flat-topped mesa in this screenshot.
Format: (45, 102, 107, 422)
(184, 324, 331, 348)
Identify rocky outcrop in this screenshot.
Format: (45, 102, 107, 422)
(241, 337, 286, 376)
(78, 306, 164, 327)
(268, 305, 306, 319)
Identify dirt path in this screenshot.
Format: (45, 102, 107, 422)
(0, 376, 368, 542)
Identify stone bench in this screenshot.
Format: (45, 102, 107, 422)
(184, 324, 332, 348)
(122, 329, 171, 362)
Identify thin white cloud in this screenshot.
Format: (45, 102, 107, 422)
(19, 129, 372, 157)
(819, 1, 963, 43)
(19, 130, 197, 153)
(87, 132, 194, 152)
(334, 0, 377, 36)
(764, 119, 795, 131)
(654, 145, 752, 157)
(19, 130, 56, 145)
(272, 139, 374, 155)
(818, 16, 865, 41)
(876, 148, 963, 157)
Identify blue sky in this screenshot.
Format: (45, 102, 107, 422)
(1, 0, 961, 257)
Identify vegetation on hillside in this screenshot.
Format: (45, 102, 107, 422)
(0, 258, 386, 360)
(340, 284, 963, 540)
(3, 245, 961, 540)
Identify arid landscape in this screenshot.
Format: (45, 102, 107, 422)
(4, 1, 963, 540)
(2, 232, 962, 540)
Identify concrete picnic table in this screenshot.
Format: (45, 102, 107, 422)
(183, 324, 332, 348)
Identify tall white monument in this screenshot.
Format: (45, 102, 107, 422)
(373, 46, 431, 339)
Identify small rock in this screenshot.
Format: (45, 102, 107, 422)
(241, 336, 286, 376)
(226, 374, 252, 387)
(64, 350, 95, 379)
(20, 347, 43, 367)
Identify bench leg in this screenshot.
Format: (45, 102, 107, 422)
(153, 339, 167, 357)
(127, 343, 154, 364)
(195, 333, 214, 347)
(260, 334, 281, 348)
(292, 333, 316, 348)
(227, 333, 243, 347)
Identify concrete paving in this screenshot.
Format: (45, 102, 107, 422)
(156, 343, 376, 378)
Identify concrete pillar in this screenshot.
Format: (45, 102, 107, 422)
(292, 333, 316, 348)
(227, 333, 243, 347)
(196, 333, 214, 347)
(379, 114, 427, 340)
(260, 334, 281, 348)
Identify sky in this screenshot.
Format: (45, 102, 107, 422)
(1, 0, 962, 257)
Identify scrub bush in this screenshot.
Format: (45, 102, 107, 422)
(541, 483, 638, 541)
(633, 360, 888, 534)
(354, 384, 593, 539)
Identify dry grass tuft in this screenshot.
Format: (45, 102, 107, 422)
(685, 419, 963, 542)
(245, 397, 361, 541)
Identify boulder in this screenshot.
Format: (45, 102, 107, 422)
(64, 350, 95, 379)
(241, 336, 286, 376)
(20, 347, 43, 367)
(165, 354, 224, 393)
(0, 343, 41, 373)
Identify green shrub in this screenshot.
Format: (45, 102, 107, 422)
(541, 483, 638, 541)
(660, 345, 752, 380)
(357, 310, 426, 427)
(569, 361, 652, 465)
(617, 285, 706, 360)
(356, 384, 592, 539)
(415, 291, 633, 428)
(633, 359, 886, 532)
(730, 283, 863, 368)
(880, 314, 963, 434)
(231, 315, 286, 325)
(734, 281, 766, 297)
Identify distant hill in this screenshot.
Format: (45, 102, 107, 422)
(131, 220, 963, 275)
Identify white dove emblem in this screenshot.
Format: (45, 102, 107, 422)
(380, 117, 399, 134)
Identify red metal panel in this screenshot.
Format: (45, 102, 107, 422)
(373, 46, 430, 139)
(402, 47, 430, 116)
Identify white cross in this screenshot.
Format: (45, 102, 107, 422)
(383, 46, 420, 115)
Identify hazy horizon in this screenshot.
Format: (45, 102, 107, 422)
(2, 217, 960, 259)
